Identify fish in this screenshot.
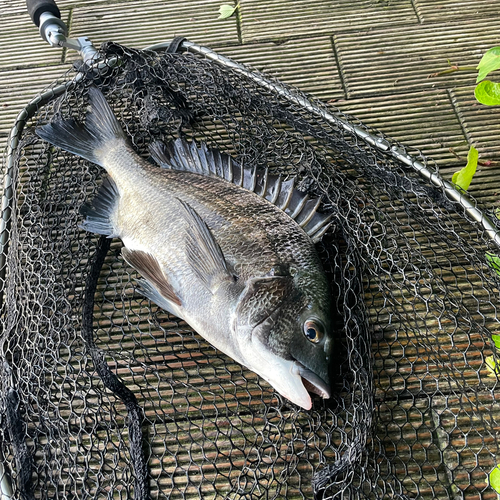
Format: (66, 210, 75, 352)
(36, 86, 333, 410)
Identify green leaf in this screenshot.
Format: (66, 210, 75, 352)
(489, 465, 500, 493)
(492, 335, 500, 350)
(485, 355, 500, 376)
(451, 146, 478, 190)
(218, 4, 236, 19)
(486, 252, 500, 276)
(475, 80, 500, 106)
(477, 47, 500, 82)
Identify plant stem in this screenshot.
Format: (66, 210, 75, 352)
(428, 65, 477, 78)
(448, 148, 498, 167)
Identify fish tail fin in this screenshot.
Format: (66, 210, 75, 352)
(36, 86, 126, 167)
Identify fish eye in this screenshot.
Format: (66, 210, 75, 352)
(303, 319, 324, 344)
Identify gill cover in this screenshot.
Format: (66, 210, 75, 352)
(234, 275, 293, 328)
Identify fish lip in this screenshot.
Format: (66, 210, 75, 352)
(294, 360, 331, 400)
(247, 334, 329, 410)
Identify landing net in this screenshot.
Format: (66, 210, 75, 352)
(1, 41, 499, 499)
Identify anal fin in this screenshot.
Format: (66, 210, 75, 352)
(80, 176, 119, 237)
(135, 279, 179, 316)
(122, 248, 182, 310)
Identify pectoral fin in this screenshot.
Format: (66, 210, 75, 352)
(178, 199, 235, 293)
(121, 248, 181, 312)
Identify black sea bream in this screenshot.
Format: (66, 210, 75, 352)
(37, 86, 333, 410)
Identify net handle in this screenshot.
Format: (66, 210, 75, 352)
(26, 0, 61, 27)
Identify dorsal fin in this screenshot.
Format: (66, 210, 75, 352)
(296, 198, 321, 227)
(275, 178, 294, 210)
(285, 190, 309, 219)
(243, 164, 257, 191)
(264, 174, 281, 204)
(303, 212, 334, 243)
(255, 169, 268, 197)
(149, 138, 333, 242)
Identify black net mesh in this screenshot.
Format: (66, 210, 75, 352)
(1, 41, 499, 499)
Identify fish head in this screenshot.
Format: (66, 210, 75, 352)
(232, 267, 332, 410)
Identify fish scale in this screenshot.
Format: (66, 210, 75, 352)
(119, 167, 302, 270)
(113, 161, 318, 279)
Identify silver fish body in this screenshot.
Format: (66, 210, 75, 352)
(36, 87, 333, 410)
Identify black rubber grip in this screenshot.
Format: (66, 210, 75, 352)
(26, 0, 61, 27)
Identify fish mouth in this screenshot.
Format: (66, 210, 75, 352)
(296, 361, 331, 400)
(279, 359, 330, 410)
(247, 333, 331, 410)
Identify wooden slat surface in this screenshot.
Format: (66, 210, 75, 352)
(68, 0, 239, 56)
(335, 19, 500, 97)
(0, 64, 73, 137)
(239, 0, 418, 42)
(0, 11, 67, 68)
(333, 89, 469, 165)
(414, 0, 500, 22)
(450, 86, 500, 158)
(1, 0, 118, 16)
(218, 37, 344, 101)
